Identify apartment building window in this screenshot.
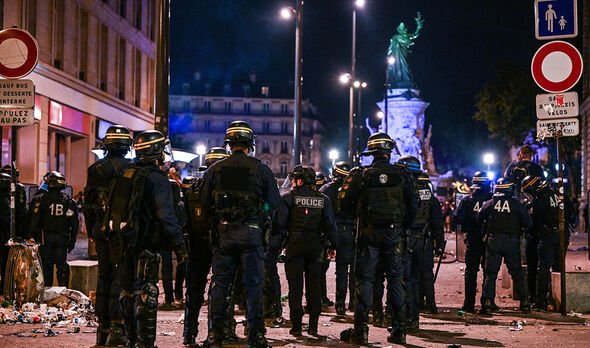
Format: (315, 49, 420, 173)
(52, 0, 65, 70)
(280, 161, 288, 177)
(203, 120, 211, 132)
(281, 104, 288, 115)
(244, 102, 251, 114)
(281, 141, 289, 154)
(242, 85, 250, 97)
(134, 48, 142, 107)
(281, 122, 289, 133)
(118, 38, 126, 100)
(24, 0, 38, 37)
(224, 102, 232, 113)
(119, 0, 127, 18)
(261, 86, 269, 97)
(99, 24, 109, 91)
(263, 103, 270, 114)
(205, 101, 211, 113)
(261, 140, 270, 153)
(263, 122, 270, 134)
(135, 0, 143, 30)
(78, 9, 89, 81)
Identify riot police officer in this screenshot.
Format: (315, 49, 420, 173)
(201, 120, 280, 348)
(29, 171, 78, 287)
(108, 130, 188, 348)
(478, 178, 532, 315)
(183, 147, 228, 346)
(318, 161, 354, 316)
(521, 175, 560, 310)
(275, 165, 337, 336)
(504, 145, 544, 193)
(84, 124, 132, 346)
(339, 132, 417, 345)
(454, 171, 493, 313)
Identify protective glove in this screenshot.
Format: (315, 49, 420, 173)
(174, 244, 189, 264)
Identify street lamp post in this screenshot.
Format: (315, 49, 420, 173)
(353, 80, 367, 165)
(384, 56, 395, 135)
(196, 144, 207, 167)
(347, 0, 364, 165)
(280, 1, 304, 166)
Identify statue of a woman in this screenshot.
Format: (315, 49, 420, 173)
(387, 12, 424, 89)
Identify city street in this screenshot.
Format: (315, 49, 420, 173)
(1, 232, 589, 347)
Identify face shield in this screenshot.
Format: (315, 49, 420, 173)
(280, 175, 294, 195)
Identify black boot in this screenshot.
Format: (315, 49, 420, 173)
(289, 321, 303, 336)
(183, 334, 196, 346)
(480, 299, 493, 315)
(95, 322, 110, 346)
(248, 332, 270, 348)
(204, 329, 223, 348)
(105, 321, 128, 347)
(308, 317, 319, 336)
(406, 318, 419, 332)
(335, 303, 346, 316)
(372, 310, 384, 327)
(388, 330, 406, 344)
(349, 325, 368, 345)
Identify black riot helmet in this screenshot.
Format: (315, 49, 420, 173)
(1, 164, 19, 178)
(204, 147, 229, 167)
(361, 132, 396, 156)
(331, 161, 351, 181)
(104, 124, 132, 153)
(46, 171, 67, 190)
(471, 170, 491, 191)
(521, 175, 546, 196)
(133, 130, 168, 163)
(397, 155, 421, 175)
(224, 120, 255, 150)
(315, 172, 327, 188)
(181, 176, 196, 189)
(494, 177, 514, 195)
(290, 165, 316, 186)
(0, 172, 10, 190)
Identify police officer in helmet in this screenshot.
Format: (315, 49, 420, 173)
(521, 175, 561, 311)
(108, 130, 188, 348)
(318, 161, 355, 315)
(275, 165, 337, 336)
(454, 170, 493, 313)
(84, 124, 132, 346)
(182, 146, 228, 346)
(29, 171, 78, 287)
(478, 178, 532, 315)
(339, 132, 417, 345)
(201, 120, 280, 348)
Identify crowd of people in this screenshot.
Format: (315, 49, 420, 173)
(0, 121, 566, 348)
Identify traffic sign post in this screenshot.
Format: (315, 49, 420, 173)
(531, 40, 583, 93)
(536, 91, 579, 119)
(534, 0, 577, 40)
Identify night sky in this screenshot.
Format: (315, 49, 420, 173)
(170, 0, 545, 175)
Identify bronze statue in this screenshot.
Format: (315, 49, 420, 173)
(387, 12, 424, 89)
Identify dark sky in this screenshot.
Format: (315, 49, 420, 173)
(170, 0, 542, 174)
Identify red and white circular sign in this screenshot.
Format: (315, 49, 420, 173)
(531, 41, 583, 93)
(0, 28, 39, 79)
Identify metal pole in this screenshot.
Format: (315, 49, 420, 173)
(356, 87, 362, 165)
(9, 126, 16, 239)
(292, 0, 303, 166)
(557, 135, 567, 315)
(154, 0, 170, 136)
(348, 9, 356, 165)
(384, 66, 388, 134)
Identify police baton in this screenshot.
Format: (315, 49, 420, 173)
(433, 239, 447, 283)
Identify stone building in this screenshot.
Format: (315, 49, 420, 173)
(1, 0, 158, 194)
(169, 77, 325, 178)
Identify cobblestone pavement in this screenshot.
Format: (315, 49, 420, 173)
(1, 233, 590, 347)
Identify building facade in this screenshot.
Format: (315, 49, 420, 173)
(581, 0, 590, 198)
(1, 0, 158, 195)
(170, 78, 325, 178)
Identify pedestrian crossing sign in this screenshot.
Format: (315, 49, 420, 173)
(535, 0, 577, 40)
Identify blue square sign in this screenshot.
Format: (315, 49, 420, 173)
(535, 0, 578, 40)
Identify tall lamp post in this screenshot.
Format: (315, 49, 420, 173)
(281, 1, 304, 166)
(384, 56, 395, 134)
(353, 80, 367, 165)
(347, 0, 365, 165)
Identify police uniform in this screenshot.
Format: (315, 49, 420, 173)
(109, 130, 188, 348)
(479, 179, 532, 314)
(275, 166, 337, 336)
(83, 125, 132, 345)
(453, 171, 493, 312)
(29, 172, 78, 287)
(339, 132, 417, 345)
(182, 148, 228, 347)
(0, 172, 27, 294)
(522, 176, 561, 310)
(201, 121, 280, 348)
(318, 161, 355, 316)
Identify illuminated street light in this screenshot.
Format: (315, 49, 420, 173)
(387, 56, 396, 66)
(329, 149, 339, 166)
(483, 152, 495, 171)
(280, 2, 303, 166)
(355, 0, 366, 8)
(339, 73, 351, 85)
(196, 143, 207, 167)
(376, 111, 385, 119)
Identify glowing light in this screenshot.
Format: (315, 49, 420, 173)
(387, 56, 396, 65)
(376, 111, 385, 119)
(328, 149, 339, 161)
(196, 144, 207, 156)
(483, 153, 495, 165)
(339, 73, 351, 85)
(355, 0, 366, 8)
(280, 7, 294, 20)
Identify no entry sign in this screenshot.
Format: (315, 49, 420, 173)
(0, 28, 39, 79)
(531, 40, 583, 93)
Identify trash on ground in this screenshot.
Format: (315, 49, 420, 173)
(177, 313, 184, 323)
(567, 311, 582, 318)
(159, 331, 176, 336)
(584, 320, 590, 327)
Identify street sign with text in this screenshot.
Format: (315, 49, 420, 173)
(534, 0, 577, 40)
(0, 108, 34, 126)
(0, 79, 34, 108)
(536, 117, 579, 138)
(536, 91, 578, 119)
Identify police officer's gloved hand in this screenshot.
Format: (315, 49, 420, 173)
(174, 244, 189, 264)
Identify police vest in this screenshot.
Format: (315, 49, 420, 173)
(288, 189, 324, 242)
(413, 179, 433, 227)
(488, 196, 521, 236)
(108, 166, 152, 247)
(39, 191, 76, 234)
(360, 166, 405, 225)
(538, 188, 559, 233)
(86, 157, 130, 212)
(185, 178, 209, 238)
(212, 157, 262, 223)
